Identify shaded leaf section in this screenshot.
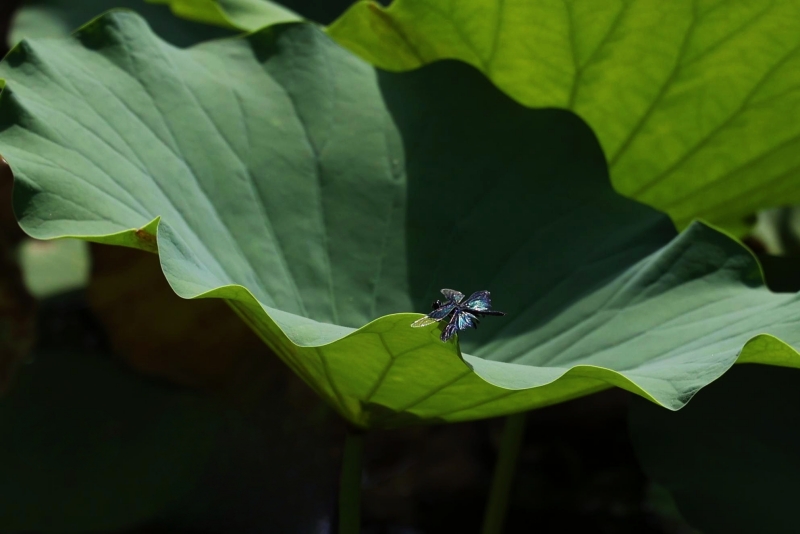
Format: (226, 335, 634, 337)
(8, 0, 234, 47)
(629, 363, 800, 534)
(2, 14, 800, 428)
(327, 0, 800, 229)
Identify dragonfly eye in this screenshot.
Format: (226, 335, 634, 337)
(431, 299, 442, 310)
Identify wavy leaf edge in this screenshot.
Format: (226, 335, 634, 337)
(13, 211, 800, 424)
(4, 13, 800, 428)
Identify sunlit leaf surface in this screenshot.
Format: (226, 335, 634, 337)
(328, 0, 800, 230)
(145, 0, 300, 30)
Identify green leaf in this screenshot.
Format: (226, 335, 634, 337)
(0, 346, 220, 532)
(629, 364, 800, 534)
(325, 0, 800, 230)
(145, 0, 301, 30)
(2, 13, 800, 428)
(9, 0, 234, 46)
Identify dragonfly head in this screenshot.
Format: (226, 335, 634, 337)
(431, 299, 442, 310)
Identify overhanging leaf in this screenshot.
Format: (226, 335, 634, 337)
(629, 364, 800, 534)
(145, 0, 301, 30)
(146, 0, 364, 28)
(327, 0, 800, 230)
(8, 0, 234, 47)
(2, 13, 800, 428)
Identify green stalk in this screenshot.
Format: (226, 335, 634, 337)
(339, 427, 365, 534)
(481, 412, 527, 534)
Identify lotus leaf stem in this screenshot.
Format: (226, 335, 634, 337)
(481, 412, 527, 534)
(339, 427, 364, 534)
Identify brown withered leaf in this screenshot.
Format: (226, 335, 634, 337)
(87, 242, 289, 407)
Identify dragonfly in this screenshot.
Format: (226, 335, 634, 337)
(411, 288, 505, 342)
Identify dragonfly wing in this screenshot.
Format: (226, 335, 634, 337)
(461, 290, 493, 312)
(441, 311, 478, 341)
(440, 288, 465, 303)
(455, 310, 479, 331)
(411, 301, 457, 327)
(427, 301, 457, 320)
(411, 316, 438, 327)
(440, 318, 460, 342)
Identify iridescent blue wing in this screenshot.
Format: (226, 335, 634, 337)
(428, 301, 457, 320)
(461, 290, 493, 312)
(411, 301, 457, 327)
(440, 288, 465, 303)
(440, 317, 460, 342)
(440, 310, 480, 342)
(441, 322, 459, 342)
(455, 310, 480, 331)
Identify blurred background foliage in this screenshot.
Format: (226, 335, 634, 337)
(1, 1, 799, 533)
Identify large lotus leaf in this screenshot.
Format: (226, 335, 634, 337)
(3, 13, 800, 429)
(336, 0, 800, 231)
(629, 364, 800, 534)
(8, 0, 233, 47)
